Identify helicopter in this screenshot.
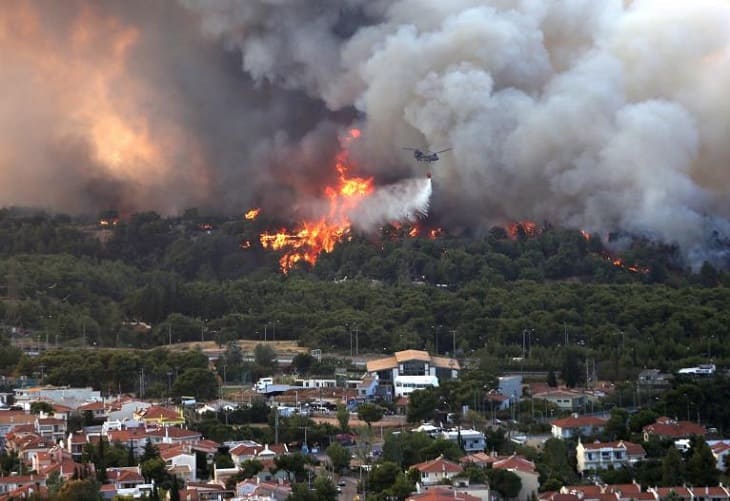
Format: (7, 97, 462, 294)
(403, 147, 452, 163)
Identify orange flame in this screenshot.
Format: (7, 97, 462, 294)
(245, 208, 261, 220)
(408, 226, 419, 238)
(580, 230, 591, 241)
(506, 221, 540, 239)
(259, 129, 373, 273)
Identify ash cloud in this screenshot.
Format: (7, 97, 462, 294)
(5, 1, 730, 267)
(188, 0, 730, 267)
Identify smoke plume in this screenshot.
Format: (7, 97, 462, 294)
(3, 1, 730, 266)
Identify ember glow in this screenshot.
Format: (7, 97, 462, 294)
(259, 130, 374, 273)
(507, 221, 540, 240)
(244, 208, 261, 220)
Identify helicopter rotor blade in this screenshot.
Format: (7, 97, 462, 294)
(434, 148, 452, 154)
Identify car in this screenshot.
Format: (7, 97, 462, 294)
(337, 487, 342, 493)
(337, 480, 347, 487)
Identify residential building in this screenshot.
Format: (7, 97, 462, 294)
(551, 414, 607, 439)
(0, 411, 36, 439)
(709, 441, 730, 472)
(440, 429, 486, 453)
(534, 390, 587, 411)
(133, 405, 185, 426)
(493, 454, 539, 501)
(234, 479, 292, 500)
(13, 386, 101, 408)
(366, 350, 460, 399)
(411, 455, 463, 486)
(637, 369, 672, 390)
(35, 416, 67, 442)
(498, 376, 523, 407)
(159, 444, 196, 482)
(406, 488, 481, 501)
(0, 475, 44, 495)
(642, 416, 706, 441)
(576, 439, 646, 473)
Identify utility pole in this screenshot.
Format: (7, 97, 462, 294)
(450, 330, 456, 357)
(354, 325, 359, 357)
(564, 322, 568, 346)
(274, 407, 279, 444)
(168, 325, 172, 346)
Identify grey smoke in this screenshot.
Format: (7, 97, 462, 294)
(3, 0, 730, 267)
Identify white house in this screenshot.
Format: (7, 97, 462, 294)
(576, 439, 647, 473)
(440, 429, 486, 453)
(551, 414, 607, 439)
(411, 455, 463, 486)
(366, 350, 459, 399)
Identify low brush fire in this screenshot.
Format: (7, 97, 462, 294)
(259, 129, 374, 273)
(244, 208, 260, 220)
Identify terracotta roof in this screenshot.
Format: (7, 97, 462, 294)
(146, 427, 201, 440)
(712, 442, 730, 454)
(654, 487, 692, 497)
(643, 418, 705, 438)
(107, 428, 148, 442)
(77, 401, 105, 411)
(412, 455, 463, 474)
(160, 445, 190, 460)
(0, 411, 35, 425)
(552, 415, 607, 428)
(52, 404, 73, 413)
(395, 350, 432, 363)
(460, 452, 497, 465)
(407, 488, 480, 501)
(493, 454, 536, 473)
(192, 439, 220, 453)
(136, 405, 183, 422)
(108, 468, 144, 484)
(367, 356, 398, 372)
(581, 440, 646, 456)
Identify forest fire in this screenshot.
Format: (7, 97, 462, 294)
(259, 129, 374, 273)
(244, 208, 260, 220)
(507, 221, 540, 239)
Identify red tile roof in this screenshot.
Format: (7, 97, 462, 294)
(643, 417, 705, 438)
(407, 488, 480, 501)
(552, 415, 607, 428)
(412, 455, 463, 474)
(493, 454, 536, 473)
(581, 440, 646, 456)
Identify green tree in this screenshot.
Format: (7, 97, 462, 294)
(604, 408, 630, 441)
(686, 437, 719, 486)
(326, 442, 351, 473)
(547, 370, 558, 388)
(336, 405, 349, 433)
(661, 446, 684, 486)
(560, 347, 583, 388)
(368, 461, 402, 494)
(56, 479, 99, 501)
(487, 468, 522, 499)
(312, 476, 337, 501)
(254, 344, 277, 371)
(407, 388, 439, 424)
(357, 403, 384, 430)
(30, 401, 54, 415)
(141, 456, 169, 484)
(171, 368, 218, 400)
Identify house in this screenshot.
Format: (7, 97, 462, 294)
(440, 429, 486, 453)
(133, 405, 185, 426)
(411, 455, 463, 486)
(493, 454, 539, 500)
(0, 475, 44, 495)
(77, 400, 108, 420)
(406, 487, 481, 501)
(366, 350, 460, 399)
(66, 430, 88, 459)
(498, 376, 523, 408)
(0, 411, 37, 439)
(106, 467, 146, 490)
(551, 414, 607, 439)
(535, 390, 587, 412)
(146, 426, 202, 445)
(159, 444, 196, 482)
(642, 417, 706, 441)
(13, 386, 101, 408)
(709, 441, 730, 472)
(637, 369, 672, 390)
(234, 478, 292, 500)
(576, 439, 646, 473)
(34, 415, 67, 442)
(460, 452, 497, 468)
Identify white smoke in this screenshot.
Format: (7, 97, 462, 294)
(183, 0, 730, 267)
(350, 177, 432, 231)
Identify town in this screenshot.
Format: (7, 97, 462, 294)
(0, 344, 726, 501)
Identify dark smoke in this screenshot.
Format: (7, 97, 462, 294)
(3, 1, 730, 268)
